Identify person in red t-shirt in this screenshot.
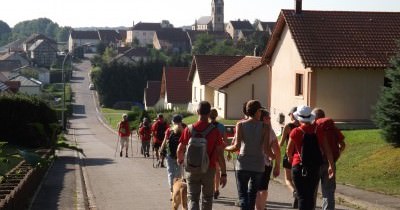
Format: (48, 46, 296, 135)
(152, 114, 169, 167)
(138, 118, 152, 158)
(118, 114, 131, 157)
(287, 105, 334, 210)
(313, 108, 346, 210)
(177, 101, 227, 210)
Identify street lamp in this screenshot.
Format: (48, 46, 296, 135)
(61, 52, 70, 130)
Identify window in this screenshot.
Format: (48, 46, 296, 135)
(217, 7, 222, 14)
(295, 73, 303, 96)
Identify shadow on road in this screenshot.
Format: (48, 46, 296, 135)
(83, 158, 115, 166)
(73, 104, 86, 114)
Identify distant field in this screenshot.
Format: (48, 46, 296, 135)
(101, 108, 131, 130)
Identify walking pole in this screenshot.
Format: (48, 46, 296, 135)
(114, 134, 120, 158)
(130, 133, 134, 157)
(136, 133, 139, 155)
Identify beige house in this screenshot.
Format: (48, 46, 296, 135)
(126, 22, 162, 47)
(225, 20, 253, 42)
(68, 30, 100, 53)
(208, 56, 266, 119)
(188, 55, 244, 113)
(262, 6, 400, 133)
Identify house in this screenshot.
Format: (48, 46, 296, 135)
(0, 81, 9, 93)
(255, 21, 275, 34)
(0, 52, 30, 66)
(225, 20, 254, 42)
(28, 39, 58, 68)
(126, 22, 162, 47)
(262, 1, 400, 133)
(153, 28, 190, 53)
(208, 56, 266, 119)
(23, 34, 57, 52)
(0, 39, 25, 53)
(0, 60, 22, 79)
(144, 81, 163, 110)
(188, 55, 244, 112)
(16, 66, 50, 84)
(112, 47, 150, 64)
(9, 75, 41, 95)
(68, 30, 100, 53)
(98, 30, 122, 47)
(160, 66, 192, 110)
(4, 81, 20, 93)
(192, 16, 213, 31)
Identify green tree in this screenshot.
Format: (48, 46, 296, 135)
(102, 47, 117, 63)
(373, 49, 400, 145)
(96, 42, 107, 55)
(12, 18, 59, 40)
(192, 34, 216, 55)
(0, 20, 11, 46)
(209, 39, 240, 55)
(56, 26, 72, 42)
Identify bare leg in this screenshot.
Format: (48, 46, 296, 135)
(255, 190, 268, 210)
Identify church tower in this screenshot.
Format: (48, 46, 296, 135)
(211, 0, 224, 31)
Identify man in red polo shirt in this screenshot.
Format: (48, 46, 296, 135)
(177, 101, 227, 210)
(152, 114, 169, 167)
(313, 108, 346, 210)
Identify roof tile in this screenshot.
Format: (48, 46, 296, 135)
(163, 67, 192, 104)
(145, 81, 161, 106)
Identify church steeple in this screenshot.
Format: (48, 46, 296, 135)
(211, 0, 224, 31)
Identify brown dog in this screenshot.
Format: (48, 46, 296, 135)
(172, 177, 187, 210)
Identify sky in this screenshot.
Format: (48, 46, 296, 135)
(1, 0, 400, 28)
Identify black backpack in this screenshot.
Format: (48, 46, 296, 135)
(299, 127, 323, 169)
(167, 131, 180, 159)
(156, 122, 166, 140)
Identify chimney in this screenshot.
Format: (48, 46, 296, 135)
(295, 0, 302, 14)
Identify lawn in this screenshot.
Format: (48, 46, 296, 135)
(101, 108, 131, 130)
(336, 129, 400, 195)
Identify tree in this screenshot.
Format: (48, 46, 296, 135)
(373, 49, 400, 145)
(192, 34, 216, 55)
(56, 26, 72, 42)
(0, 20, 11, 46)
(96, 42, 107, 55)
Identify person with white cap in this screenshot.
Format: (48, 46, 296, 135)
(118, 113, 131, 157)
(287, 105, 334, 210)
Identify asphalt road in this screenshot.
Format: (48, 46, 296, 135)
(68, 58, 352, 210)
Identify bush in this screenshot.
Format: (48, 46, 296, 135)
(112, 101, 133, 110)
(373, 50, 400, 146)
(0, 94, 60, 148)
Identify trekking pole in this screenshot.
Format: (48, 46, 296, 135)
(136, 134, 139, 155)
(114, 134, 120, 158)
(130, 133, 134, 157)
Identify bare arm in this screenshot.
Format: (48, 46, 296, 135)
(225, 122, 241, 152)
(263, 125, 273, 159)
(217, 145, 227, 188)
(159, 134, 168, 156)
(177, 143, 186, 165)
(279, 124, 290, 147)
(321, 134, 335, 179)
(287, 137, 295, 163)
(271, 139, 281, 177)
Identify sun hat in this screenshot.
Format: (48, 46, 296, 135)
(122, 113, 128, 119)
(293, 105, 315, 123)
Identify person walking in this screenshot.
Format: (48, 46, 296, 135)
(160, 114, 185, 198)
(313, 108, 346, 210)
(287, 105, 335, 210)
(152, 114, 169, 167)
(177, 101, 227, 210)
(225, 100, 273, 210)
(278, 107, 300, 208)
(255, 109, 280, 210)
(138, 118, 152, 158)
(117, 114, 131, 157)
(209, 108, 228, 200)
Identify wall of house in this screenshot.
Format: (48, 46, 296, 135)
(38, 72, 50, 84)
(269, 25, 308, 135)
(213, 90, 226, 116)
(190, 71, 202, 113)
(314, 68, 384, 121)
(225, 23, 235, 40)
(133, 30, 155, 47)
(219, 65, 268, 119)
(126, 30, 133, 43)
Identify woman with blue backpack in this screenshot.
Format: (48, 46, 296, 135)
(160, 114, 186, 199)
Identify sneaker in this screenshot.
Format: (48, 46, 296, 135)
(213, 190, 220, 199)
(119, 151, 122, 157)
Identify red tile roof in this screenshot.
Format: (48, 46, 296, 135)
(208, 56, 262, 89)
(262, 10, 400, 68)
(188, 55, 244, 85)
(144, 81, 161, 106)
(163, 67, 192, 104)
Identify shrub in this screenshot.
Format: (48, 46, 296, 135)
(373, 50, 400, 146)
(0, 94, 60, 148)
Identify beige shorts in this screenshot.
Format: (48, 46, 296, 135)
(120, 136, 129, 150)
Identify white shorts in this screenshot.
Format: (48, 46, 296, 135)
(120, 136, 129, 150)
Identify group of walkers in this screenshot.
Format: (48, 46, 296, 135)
(116, 99, 345, 210)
